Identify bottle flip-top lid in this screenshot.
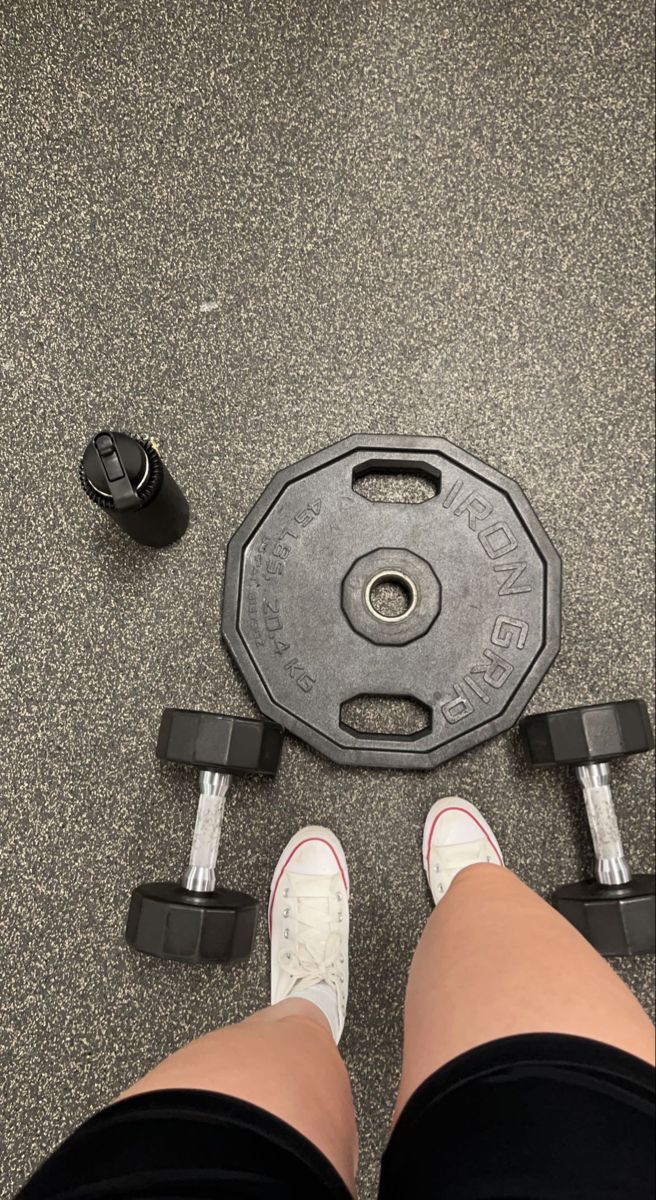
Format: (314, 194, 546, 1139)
(81, 432, 151, 511)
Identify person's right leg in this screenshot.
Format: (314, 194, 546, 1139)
(395, 797, 655, 1117)
(121, 825, 357, 1192)
(18, 827, 356, 1200)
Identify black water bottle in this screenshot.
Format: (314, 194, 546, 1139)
(79, 432, 189, 548)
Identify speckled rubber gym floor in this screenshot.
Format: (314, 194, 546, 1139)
(1, 3, 654, 1197)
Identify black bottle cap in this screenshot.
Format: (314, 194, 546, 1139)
(81, 432, 151, 511)
(79, 430, 189, 547)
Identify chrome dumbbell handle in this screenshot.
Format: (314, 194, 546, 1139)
(576, 763, 631, 887)
(181, 770, 231, 893)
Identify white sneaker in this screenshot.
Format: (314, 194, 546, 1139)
(423, 797, 504, 904)
(269, 826, 350, 1043)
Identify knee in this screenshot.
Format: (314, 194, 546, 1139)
(447, 862, 519, 898)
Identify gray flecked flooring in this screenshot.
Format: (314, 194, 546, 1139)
(0, 2, 654, 1197)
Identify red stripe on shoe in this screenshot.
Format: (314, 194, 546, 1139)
(268, 837, 349, 935)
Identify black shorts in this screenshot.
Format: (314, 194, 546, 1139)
(16, 1034, 655, 1199)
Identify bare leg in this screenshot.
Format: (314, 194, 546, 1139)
(118, 829, 357, 1189)
(395, 863, 655, 1118)
(120, 997, 358, 1193)
(119, 828, 357, 1192)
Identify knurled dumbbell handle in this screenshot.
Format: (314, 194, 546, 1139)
(576, 763, 631, 887)
(181, 770, 231, 893)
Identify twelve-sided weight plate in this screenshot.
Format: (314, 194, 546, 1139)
(222, 435, 561, 769)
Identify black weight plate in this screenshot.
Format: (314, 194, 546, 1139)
(222, 435, 561, 769)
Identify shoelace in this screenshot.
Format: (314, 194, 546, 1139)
(432, 838, 495, 870)
(279, 895, 345, 999)
(431, 838, 496, 892)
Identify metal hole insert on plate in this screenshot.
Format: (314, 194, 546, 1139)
(222, 435, 561, 769)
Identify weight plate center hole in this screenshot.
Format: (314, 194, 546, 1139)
(364, 571, 418, 623)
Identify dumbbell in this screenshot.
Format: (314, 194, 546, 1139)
(520, 699, 655, 957)
(126, 708, 283, 963)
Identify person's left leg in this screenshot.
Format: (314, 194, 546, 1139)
(121, 827, 358, 1193)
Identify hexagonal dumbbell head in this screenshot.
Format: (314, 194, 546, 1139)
(521, 698, 653, 766)
(126, 883, 258, 964)
(156, 708, 283, 774)
(552, 876, 655, 958)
